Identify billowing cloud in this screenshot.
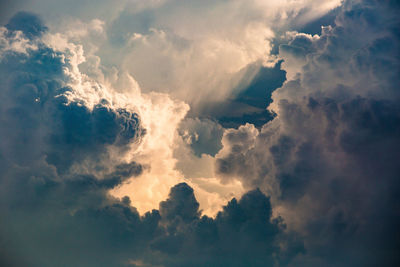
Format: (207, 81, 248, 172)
(0, 11, 297, 267)
(0, 0, 342, 115)
(1, 0, 400, 266)
(150, 183, 300, 267)
(216, 0, 400, 265)
(0, 12, 301, 267)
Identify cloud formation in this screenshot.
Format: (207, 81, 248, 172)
(216, 0, 400, 265)
(0, 0, 342, 115)
(1, 0, 400, 266)
(0, 12, 297, 267)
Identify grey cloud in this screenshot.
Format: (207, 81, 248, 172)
(178, 117, 224, 157)
(0, 13, 146, 266)
(1, 1, 400, 266)
(0, 17, 144, 174)
(159, 183, 200, 224)
(151, 183, 301, 267)
(216, 0, 400, 266)
(5, 11, 48, 39)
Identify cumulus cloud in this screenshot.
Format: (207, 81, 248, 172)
(0, 12, 300, 267)
(150, 183, 300, 267)
(215, 0, 400, 265)
(0, 0, 341, 116)
(0, 12, 145, 266)
(1, 0, 400, 266)
(103, 0, 342, 113)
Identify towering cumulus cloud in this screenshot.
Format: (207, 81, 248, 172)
(0, 0, 399, 266)
(0, 12, 145, 266)
(216, 0, 400, 265)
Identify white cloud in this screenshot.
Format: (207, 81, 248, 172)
(7, 0, 341, 113)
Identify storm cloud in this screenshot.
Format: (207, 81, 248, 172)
(216, 0, 400, 265)
(1, 0, 400, 266)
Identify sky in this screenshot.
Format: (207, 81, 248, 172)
(0, 0, 399, 266)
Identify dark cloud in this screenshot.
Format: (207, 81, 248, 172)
(2, 1, 400, 266)
(0, 12, 146, 266)
(159, 183, 200, 224)
(151, 184, 301, 267)
(216, 1, 400, 266)
(193, 61, 285, 129)
(5, 11, 47, 39)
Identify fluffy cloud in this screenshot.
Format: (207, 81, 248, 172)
(102, 0, 342, 113)
(0, 0, 342, 116)
(150, 183, 298, 267)
(0, 12, 144, 266)
(216, 0, 400, 265)
(0, 12, 301, 267)
(1, 0, 400, 266)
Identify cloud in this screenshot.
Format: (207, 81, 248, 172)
(0, 13, 145, 266)
(0, 16, 144, 174)
(0, 4, 342, 216)
(150, 183, 301, 267)
(103, 0, 342, 113)
(0, 13, 300, 266)
(215, 0, 400, 265)
(1, 0, 400, 266)
(192, 61, 285, 129)
(5, 11, 48, 39)
(0, 0, 341, 117)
